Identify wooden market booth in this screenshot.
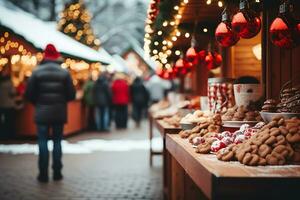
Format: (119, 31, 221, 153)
(145, 0, 300, 199)
(0, 3, 112, 137)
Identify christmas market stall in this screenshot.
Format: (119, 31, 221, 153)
(0, 2, 113, 137)
(145, 0, 300, 199)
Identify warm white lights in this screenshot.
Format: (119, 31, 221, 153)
(175, 50, 181, 56)
(158, 31, 163, 35)
(206, 0, 212, 5)
(203, 28, 208, 33)
(185, 32, 190, 38)
(218, 1, 223, 7)
(174, 6, 179, 10)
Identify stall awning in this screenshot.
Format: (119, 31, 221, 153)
(0, 2, 112, 64)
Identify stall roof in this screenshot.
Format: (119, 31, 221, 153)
(0, 2, 112, 64)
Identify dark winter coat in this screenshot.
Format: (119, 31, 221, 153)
(25, 60, 76, 124)
(130, 77, 149, 107)
(93, 75, 111, 107)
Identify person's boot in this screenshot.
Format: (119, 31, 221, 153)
(53, 171, 63, 181)
(37, 172, 49, 183)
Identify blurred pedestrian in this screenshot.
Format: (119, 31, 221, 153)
(130, 77, 149, 127)
(83, 75, 96, 131)
(93, 74, 111, 132)
(25, 44, 75, 183)
(111, 73, 129, 129)
(145, 74, 171, 104)
(0, 65, 17, 140)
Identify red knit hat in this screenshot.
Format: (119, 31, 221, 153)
(44, 44, 61, 60)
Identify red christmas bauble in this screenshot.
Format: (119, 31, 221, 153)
(205, 52, 214, 70)
(213, 52, 223, 68)
(166, 67, 177, 80)
(198, 50, 207, 63)
(185, 47, 198, 65)
(295, 21, 300, 45)
(174, 58, 189, 76)
(215, 22, 240, 47)
(270, 17, 296, 49)
(232, 11, 261, 39)
(156, 67, 165, 79)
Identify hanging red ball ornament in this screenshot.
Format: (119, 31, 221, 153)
(167, 67, 177, 80)
(270, 2, 297, 49)
(174, 58, 188, 76)
(231, 0, 261, 39)
(198, 50, 207, 63)
(270, 18, 295, 48)
(213, 52, 223, 68)
(215, 11, 240, 47)
(156, 66, 165, 79)
(296, 21, 300, 44)
(204, 52, 214, 70)
(186, 47, 198, 65)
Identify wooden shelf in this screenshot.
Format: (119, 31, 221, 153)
(166, 134, 300, 199)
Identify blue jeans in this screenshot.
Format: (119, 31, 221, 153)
(37, 124, 63, 174)
(95, 106, 110, 131)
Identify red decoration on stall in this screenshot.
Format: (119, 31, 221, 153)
(231, 0, 261, 39)
(215, 10, 240, 47)
(186, 47, 198, 65)
(205, 52, 214, 70)
(174, 58, 189, 76)
(198, 50, 207, 63)
(186, 36, 199, 65)
(204, 52, 222, 70)
(269, 2, 297, 49)
(213, 52, 223, 68)
(156, 66, 165, 79)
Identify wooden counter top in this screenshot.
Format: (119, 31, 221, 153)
(166, 134, 300, 199)
(154, 119, 182, 137)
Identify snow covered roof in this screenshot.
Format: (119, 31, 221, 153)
(0, 2, 113, 64)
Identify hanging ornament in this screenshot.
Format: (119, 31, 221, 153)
(185, 46, 198, 65)
(296, 20, 300, 44)
(231, 0, 261, 39)
(215, 9, 240, 47)
(270, 1, 297, 49)
(186, 22, 200, 65)
(156, 66, 166, 79)
(198, 50, 207, 63)
(213, 52, 223, 68)
(165, 67, 176, 80)
(205, 52, 214, 70)
(174, 57, 188, 76)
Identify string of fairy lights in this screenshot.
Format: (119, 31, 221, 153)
(57, 0, 100, 50)
(144, 0, 225, 70)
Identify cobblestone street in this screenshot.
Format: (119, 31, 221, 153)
(0, 121, 163, 200)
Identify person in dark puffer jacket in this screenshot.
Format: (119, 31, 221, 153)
(25, 44, 75, 183)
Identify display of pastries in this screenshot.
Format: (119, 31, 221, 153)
(221, 105, 262, 122)
(217, 116, 300, 166)
(180, 110, 212, 124)
(162, 114, 181, 128)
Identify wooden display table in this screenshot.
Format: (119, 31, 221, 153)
(166, 134, 300, 200)
(148, 113, 182, 165)
(148, 114, 181, 200)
